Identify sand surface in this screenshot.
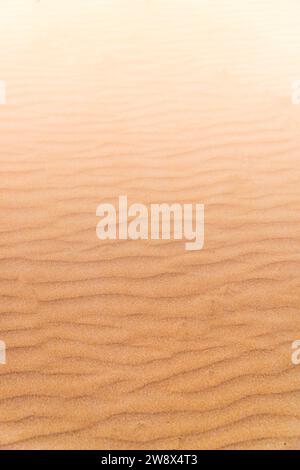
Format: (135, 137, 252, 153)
(0, 0, 300, 449)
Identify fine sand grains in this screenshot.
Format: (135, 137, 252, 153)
(0, 0, 300, 449)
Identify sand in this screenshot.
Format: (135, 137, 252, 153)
(0, 0, 300, 449)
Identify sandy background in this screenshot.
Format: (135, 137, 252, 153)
(0, 0, 300, 449)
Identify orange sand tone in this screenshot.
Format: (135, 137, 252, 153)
(0, 0, 300, 449)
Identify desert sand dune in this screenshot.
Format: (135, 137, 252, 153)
(0, 0, 300, 449)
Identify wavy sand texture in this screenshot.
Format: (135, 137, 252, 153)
(0, 0, 300, 449)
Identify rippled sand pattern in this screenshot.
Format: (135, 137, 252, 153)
(0, 0, 300, 450)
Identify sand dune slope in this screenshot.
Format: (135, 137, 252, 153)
(0, 0, 300, 449)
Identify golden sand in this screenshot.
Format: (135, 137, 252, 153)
(0, 0, 300, 449)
